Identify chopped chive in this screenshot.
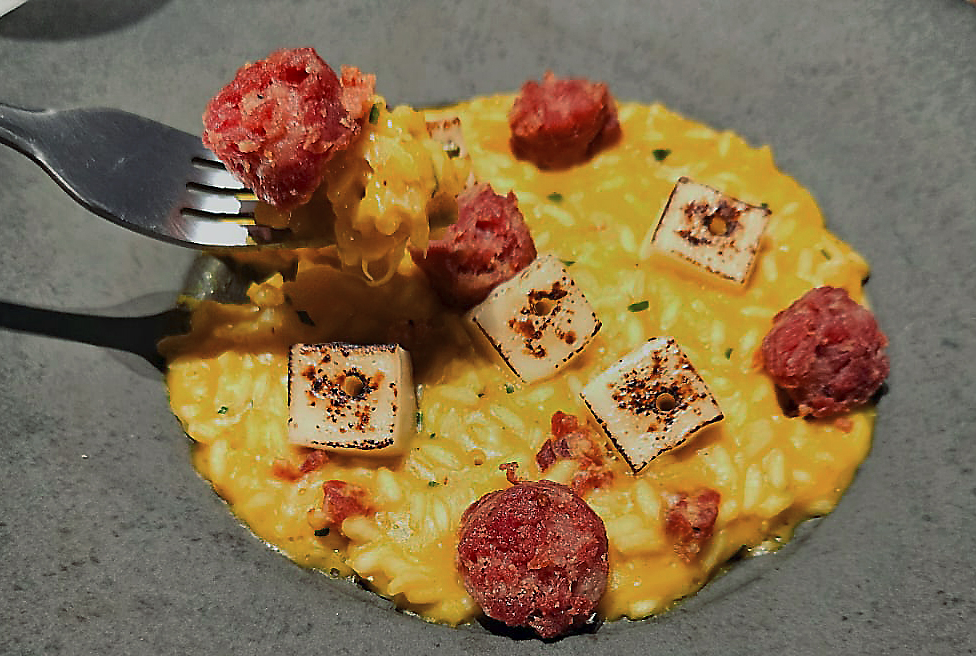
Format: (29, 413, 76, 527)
(428, 481, 440, 487)
(295, 309, 315, 326)
(415, 411, 423, 427)
(368, 103, 380, 124)
(547, 192, 564, 202)
(821, 248, 832, 260)
(724, 347, 733, 359)
(560, 259, 576, 267)
(217, 406, 228, 415)
(429, 433, 437, 439)
(627, 300, 650, 312)
(444, 143, 461, 158)
(760, 202, 770, 211)
(504, 383, 515, 394)
(652, 148, 672, 162)
(314, 527, 331, 537)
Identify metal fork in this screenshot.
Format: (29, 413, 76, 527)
(0, 101, 274, 248)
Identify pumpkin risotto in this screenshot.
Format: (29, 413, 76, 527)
(164, 92, 878, 629)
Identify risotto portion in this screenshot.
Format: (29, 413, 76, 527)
(164, 94, 876, 627)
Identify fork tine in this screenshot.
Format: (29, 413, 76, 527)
(181, 188, 257, 216)
(176, 215, 254, 247)
(189, 163, 249, 191)
(187, 143, 250, 191)
(190, 142, 226, 164)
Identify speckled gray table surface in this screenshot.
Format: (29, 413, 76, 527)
(1, 1, 974, 654)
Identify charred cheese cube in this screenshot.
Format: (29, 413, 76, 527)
(287, 343, 416, 456)
(651, 177, 770, 285)
(580, 337, 723, 473)
(467, 254, 601, 383)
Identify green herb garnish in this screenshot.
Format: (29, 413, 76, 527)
(760, 202, 770, 211)
(368, 103, 380, 124)
(504, 383, 515, 394)
(821, 248, 832, 260)
(314, 527, 331, 537)
(560, 259, 576, 267)
(217, 406, 228, 415)
(415, 411, 423, 427)
(652, 148, 672, 162)
(547, 192, 564, 202)
(627, 300, 650, 312)
(428, 481, 441, 487)
(724, 347, 733, 359)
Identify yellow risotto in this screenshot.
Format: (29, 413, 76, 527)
(163, 94, 875, 626)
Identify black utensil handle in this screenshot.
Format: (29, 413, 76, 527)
(0, 101, 50, 160)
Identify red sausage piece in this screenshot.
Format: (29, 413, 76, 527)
(761, 286, 889, 418)
(412, 183, 536, 309)
(536, 411, 613, 496)
(508, 72, 621, 170)
(665, 488, 721, 562)
(456, 480, 609, 638)
(203, 47, 370, 210)
(319, 480, 372, 526)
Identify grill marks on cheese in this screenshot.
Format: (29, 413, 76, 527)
(287, 343, 415, 456)
(581, 338, 724, 473)
(468, 255, 602, 383)
(301, 363, 385, 434)
(652, 177, 770, 286)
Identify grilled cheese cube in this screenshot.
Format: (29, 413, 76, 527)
(580, 337, 723, 473)
(467, 254, 602, 383)
(287, 343, 416, 456)
(651, 177, 770, 285)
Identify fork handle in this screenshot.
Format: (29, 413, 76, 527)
(0, 101, 49, 160)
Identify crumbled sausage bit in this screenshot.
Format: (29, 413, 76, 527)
(665, 488, 721, 561)
(536, 411, 614, 496)
(308, 480, 373, 537)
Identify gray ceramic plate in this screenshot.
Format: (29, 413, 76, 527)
(1, 1, 974, 654)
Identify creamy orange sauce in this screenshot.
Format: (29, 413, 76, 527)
(164, 94, 875, 627)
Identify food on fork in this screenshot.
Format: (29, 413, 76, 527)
(202, 48, 372, 211)
(204, 47, 470, 282)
